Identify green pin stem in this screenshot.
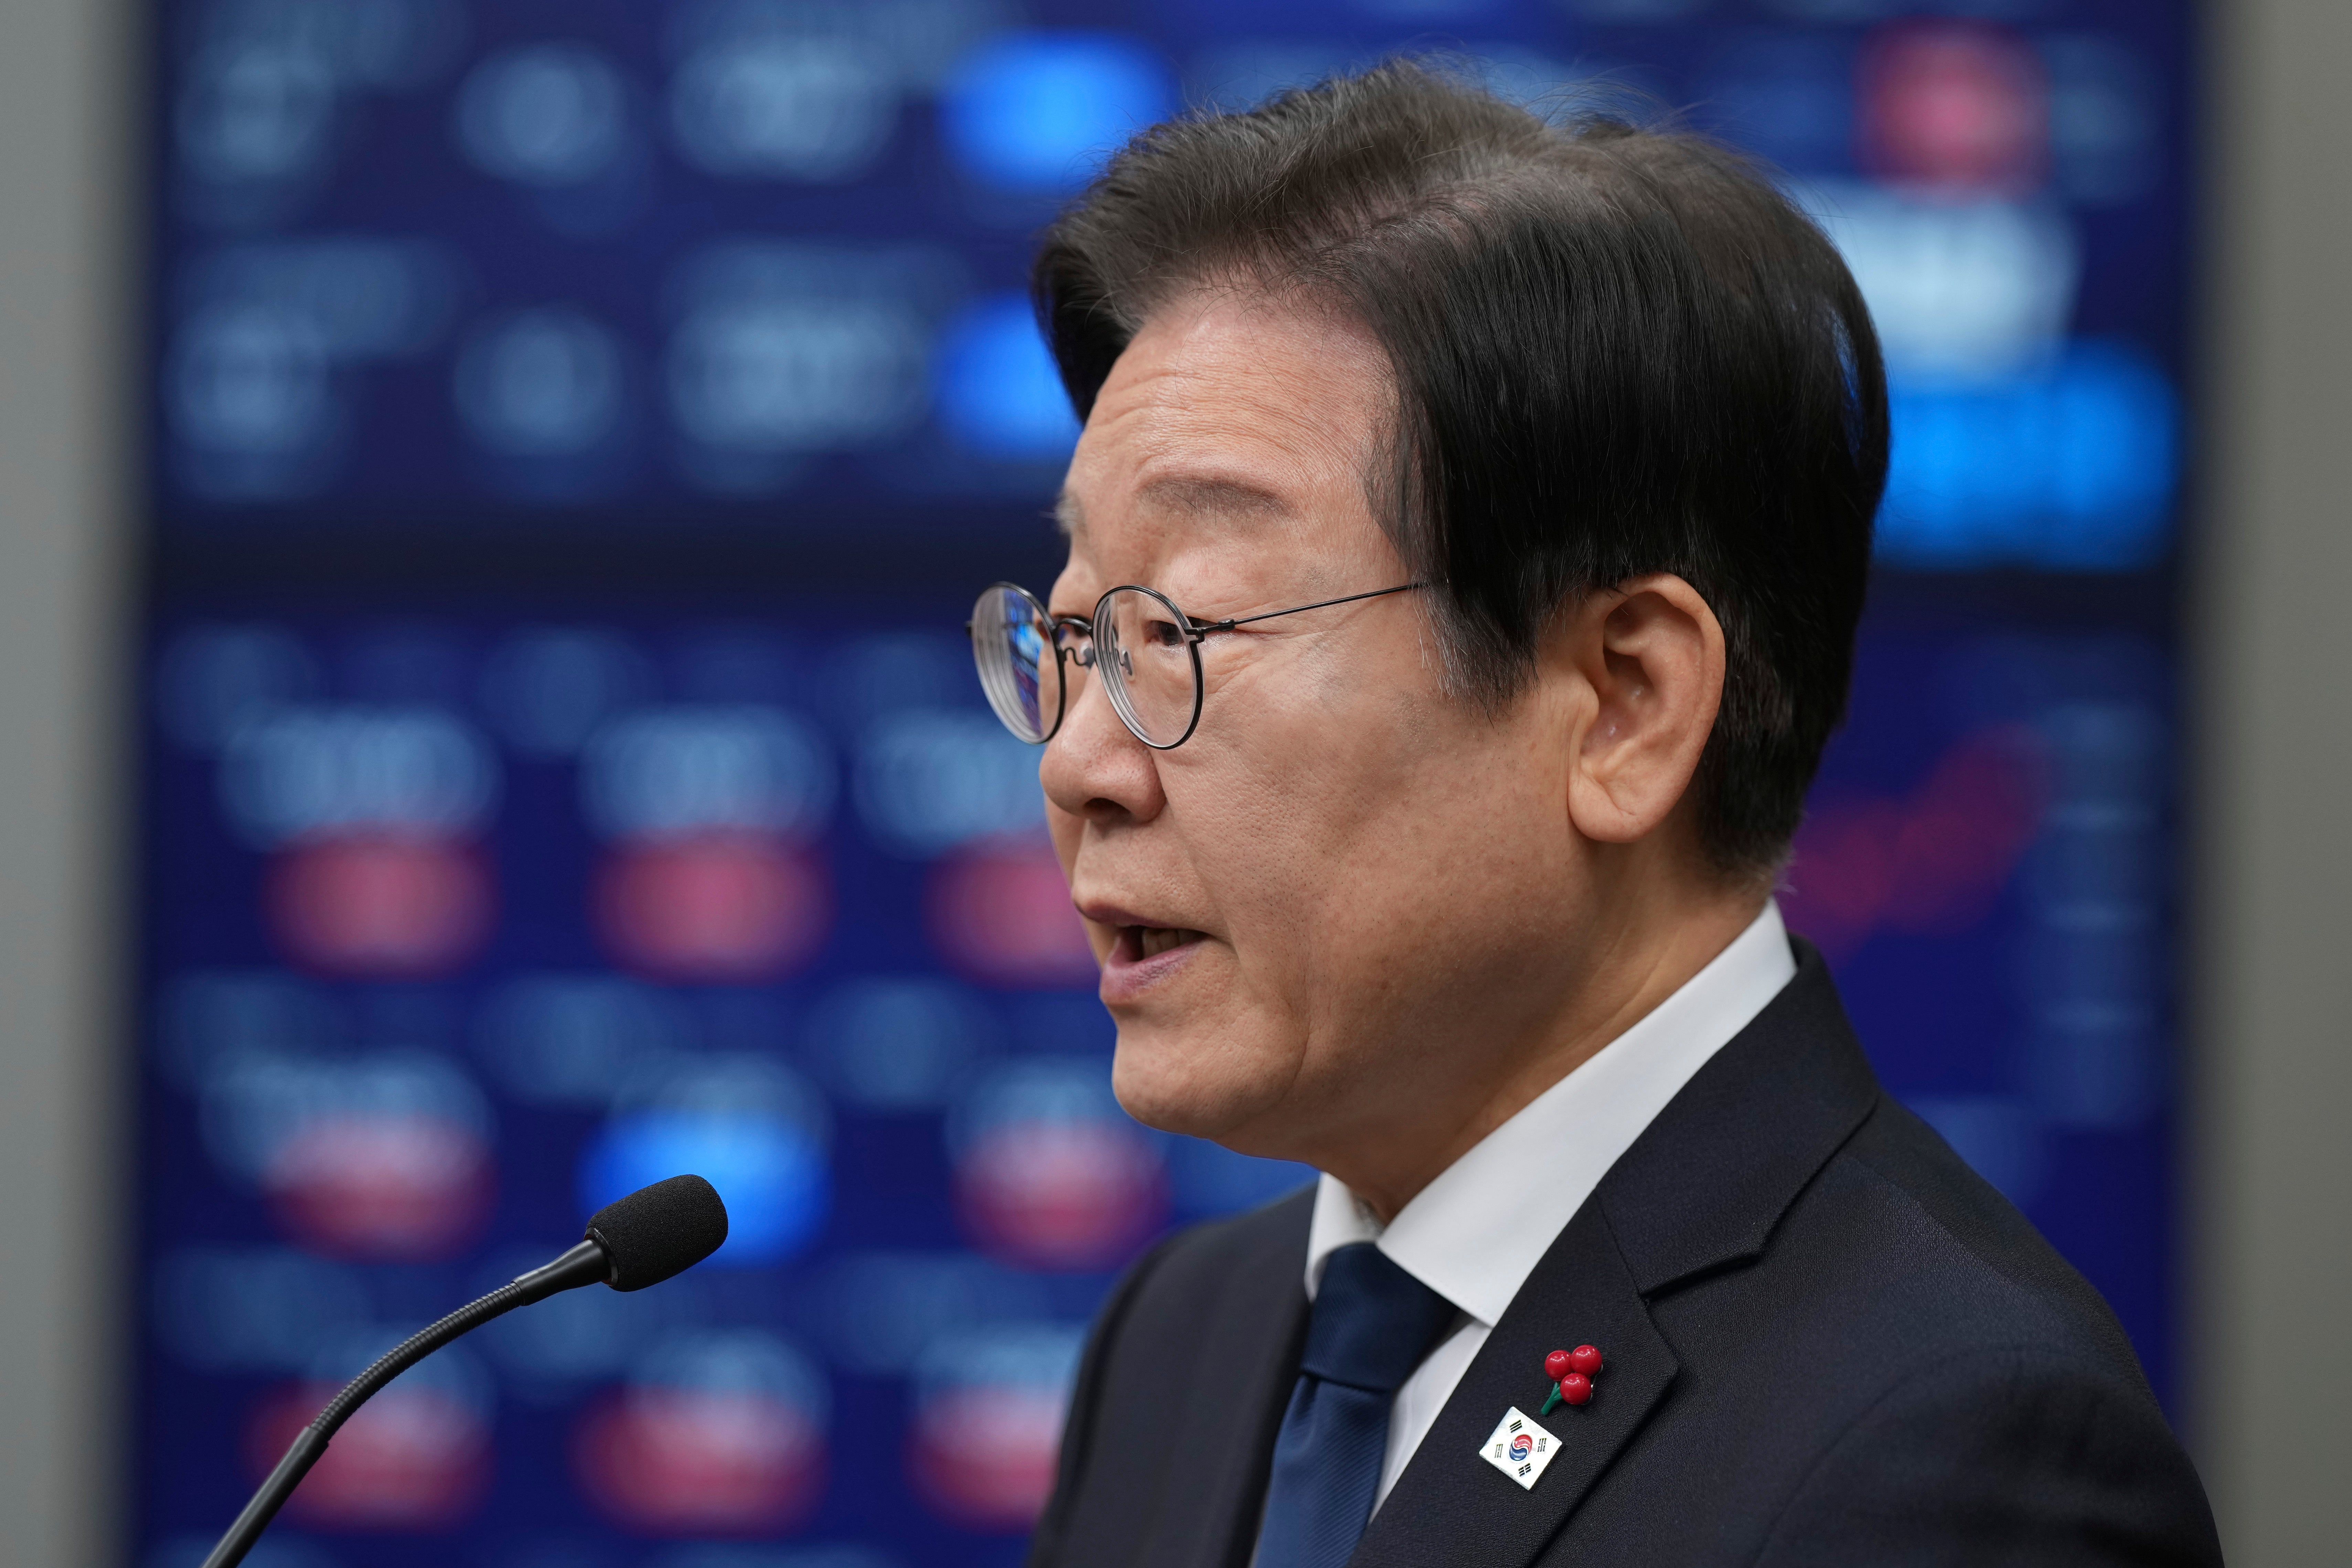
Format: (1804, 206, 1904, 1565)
(1539, 1383, 1563, 1416)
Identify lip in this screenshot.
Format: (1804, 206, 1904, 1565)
(1078, 901, 1210, 1005)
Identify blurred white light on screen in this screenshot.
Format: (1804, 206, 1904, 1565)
(198, 0, 467, 91)
(853, 708, 1044, 857)
(218, 705, 499, 848)
(303, 0, 467, 89)
(457, 43, 630, 188)
(584, 706, 834, 841)
(667, 300, 929, 452)
(199, 1048, 489, 1183)
(1805, 182, 2080, 381)
(456, 307, 627, 456)
(170, 302, 334, 456)
(178, 41, 338, 184)
(190, 238, 458, 359)
(671, 36, 897, 180)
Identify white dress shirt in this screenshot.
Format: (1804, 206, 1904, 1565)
(1299, 900, 1798, 1511)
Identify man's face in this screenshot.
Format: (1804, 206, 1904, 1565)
(1043, 290, 1606, 1169)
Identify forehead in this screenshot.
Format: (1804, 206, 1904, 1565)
(1057, 290, 1393, 561)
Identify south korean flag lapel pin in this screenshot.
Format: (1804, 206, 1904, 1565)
(1480, 1345, 1604, 1491)
(1480, 1407, 1560, 1490)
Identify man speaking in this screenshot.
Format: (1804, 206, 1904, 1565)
(967, 63, 2219, 1567)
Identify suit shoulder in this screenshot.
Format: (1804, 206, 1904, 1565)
(1790, 1095, 2151, 1386)
(1119, 1184, 1316, 1320)
(1751, 1342, 2220, 1566)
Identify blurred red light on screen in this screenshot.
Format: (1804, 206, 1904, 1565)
(596, 831, 828, 981)
(263, 1113, 493, 1261)
(926, 839, 1097, 987)
(268, 834, 492, 978)
(574, 1389, 825, 1534)
(957, 1120, 1167, 1271)
(908, 1383, 1066, 1530)
(250, 1382, 488, 1529)
(1781, 726, 2049, 960)
(1858, 21, 2049, 193)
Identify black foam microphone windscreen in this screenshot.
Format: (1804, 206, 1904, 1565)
(585, 1172, 730, 1290)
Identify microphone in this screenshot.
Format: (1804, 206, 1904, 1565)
(200, 1174, 729, 1568)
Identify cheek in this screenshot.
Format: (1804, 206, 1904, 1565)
(1187, 704, 1570, 1003)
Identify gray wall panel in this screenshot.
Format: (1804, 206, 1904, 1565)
(0, 0, 134, 1562)
(2196, 0, 2352, 1558)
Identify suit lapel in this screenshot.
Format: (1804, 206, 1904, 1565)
(1348, 1198, 1673, 1568)
(1350, 942, 1880, 1568)
(1188, 1264, 1311, 1568)
(1136, 1193, 1313, 1568)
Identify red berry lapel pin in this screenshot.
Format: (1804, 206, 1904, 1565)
(1538, 1344, 1604, 1415)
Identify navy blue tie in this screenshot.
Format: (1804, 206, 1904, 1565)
(1258, 1242, 1460, 1568)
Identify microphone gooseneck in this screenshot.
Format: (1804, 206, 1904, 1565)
(198, 1176, 729, 1568)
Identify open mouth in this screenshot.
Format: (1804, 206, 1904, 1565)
(1115, 925, 1205, 963)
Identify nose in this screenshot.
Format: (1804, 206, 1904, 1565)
(1041, 651, 1166, 826)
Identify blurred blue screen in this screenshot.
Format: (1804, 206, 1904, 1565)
(150, 0, 2190, 567)
(136, 2, 2195, 1565)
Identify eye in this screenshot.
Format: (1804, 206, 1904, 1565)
(1144, 617, 1186, 649)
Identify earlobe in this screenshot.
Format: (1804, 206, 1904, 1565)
(1563, 575, 1725, 846)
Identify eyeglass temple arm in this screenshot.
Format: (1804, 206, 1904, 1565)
(1194, 582, 1426, 634)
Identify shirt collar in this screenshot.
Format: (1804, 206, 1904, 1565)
(1303, 899, 1799, 1323)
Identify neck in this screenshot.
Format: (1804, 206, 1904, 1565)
(1325, 879, 1767, 1225)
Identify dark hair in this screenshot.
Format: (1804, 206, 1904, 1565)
(1032, 61, 1888, 881)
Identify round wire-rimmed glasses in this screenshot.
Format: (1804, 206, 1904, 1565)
(969, 580, 1424, 750)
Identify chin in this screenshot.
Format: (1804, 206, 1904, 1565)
(1108, 1012, 1293, 1144)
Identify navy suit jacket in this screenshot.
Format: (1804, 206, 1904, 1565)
(1027, 942, 2221, 1567)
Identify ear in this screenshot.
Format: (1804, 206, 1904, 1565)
(1554, 574, 1726, 846)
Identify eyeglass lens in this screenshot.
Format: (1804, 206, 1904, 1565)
(971, 583, 1059, 743)
(1095, 586, 1200, 748)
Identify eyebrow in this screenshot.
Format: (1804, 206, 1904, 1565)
(1133, 473, 1290, 521)
(1055, 474, 1290, 541)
